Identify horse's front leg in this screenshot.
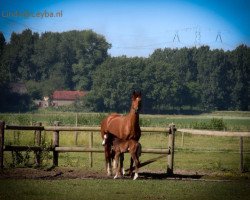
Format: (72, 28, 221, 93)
(102, 133, 108, 146)
(104, 144, 112, 176)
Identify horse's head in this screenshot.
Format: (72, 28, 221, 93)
(131, 91, 142, 113)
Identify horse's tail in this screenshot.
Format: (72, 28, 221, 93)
(136, 142, 142, 158)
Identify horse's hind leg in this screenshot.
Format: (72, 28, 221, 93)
(120, 153, 125, 176)
(129, 156, 134, 177)
(113, 152, 121, 179)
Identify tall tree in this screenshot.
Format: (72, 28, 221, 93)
(72, 30, 111, 90)
(84, 56, 146, 112)
(3, 29, 39, 82)
(0, 32, 7, 86)
(0, 32, 5, 58)
(31, 31, 61, 81)
(230, 45, 250, 110)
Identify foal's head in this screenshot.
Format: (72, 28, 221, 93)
(131, 91, 142, 113)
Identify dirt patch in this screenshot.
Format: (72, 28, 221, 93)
(0, 167, 108, 180)
(0, 167, 249, 181)
(0, 167, 202, 180)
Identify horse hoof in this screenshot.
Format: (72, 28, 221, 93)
(133, 173, 139, 180)
(107, 171, 112, 176)
(122, 168, 126, 176)
(114, 174, 119, 179)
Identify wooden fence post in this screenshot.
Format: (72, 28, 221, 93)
(167, 123, 176, 175)
(181, 132, 184, 147)
(89, 132, 93, 167)
(0, 121, 5, 169)
(53, 121, 60, 167)
(75, 113, 78, 145)
(240, 137, 244, 173)
(34, 122, 42, 167)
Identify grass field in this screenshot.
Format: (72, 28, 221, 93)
(1, 111, 250, 172)
(3, 129, 250, 172)
(0, 179, 250, 200)
(1, 111, 250, 200)
(1, 111, 250, 130)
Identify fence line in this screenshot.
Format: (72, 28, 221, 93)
(1, 121, 249, 173)
(5, 125, 168, 133)
(0, 121, 176, 174)
(5, 125, 250, 136)
(178, 129, 250, 137)
(178, 128, 250, 173)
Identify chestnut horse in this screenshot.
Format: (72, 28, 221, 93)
(100, 91, 142, 176)
(112, 137, 141, 180)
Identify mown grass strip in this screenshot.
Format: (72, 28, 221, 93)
(0, 179, 250, 200)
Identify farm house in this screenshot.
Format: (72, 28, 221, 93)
(34, 90, 87, 108)
(51, 90, 88, 107)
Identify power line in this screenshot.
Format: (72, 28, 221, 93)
(195, 26, 201, 47)
(215, 31, 223, 43)
(1, 19, 237, 50)
(172, 31, 180, 43)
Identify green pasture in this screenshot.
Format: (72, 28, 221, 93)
(3, 128, 250, 173)
(1, 111, 250, 173)
(0, 179, 250, 200)
(1, 111, 250, 130)
(1, 111, 250, 200)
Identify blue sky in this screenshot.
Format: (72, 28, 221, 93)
(0, 0, 249, 57)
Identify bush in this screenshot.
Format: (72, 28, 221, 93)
(191, 118, 226, 130)
(209, 118, 226, 130)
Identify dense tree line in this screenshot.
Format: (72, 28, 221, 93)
(0, 29, 111, 111)
(0, 29, 249, 113)
(83, 46, 249, 113)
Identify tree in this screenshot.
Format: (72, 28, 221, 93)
(2, 29, 39, 82)
(142, 59, 174, 112)
(83, 56, 146, 112)
(149, 47, 200, 111)
(0, 32, 5, 58)
(0, 32, 7, 86)
(2, 28, 249, 112)
(72, 30, 111, 90)
(230, 45, 250, 110)
(31, 31, 61, 81)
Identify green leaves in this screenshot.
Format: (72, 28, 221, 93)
(84, 46, 249, 113)
(0, 28, 249, 113)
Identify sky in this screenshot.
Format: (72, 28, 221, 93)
(0, 0, 250, 57)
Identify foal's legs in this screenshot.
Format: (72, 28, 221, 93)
(131, 153, 140, 180)
(129, 143, 141, 178)
(113, 151, 121, 179)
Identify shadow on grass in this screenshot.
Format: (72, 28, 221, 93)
(126, 155, 204, 180)
(138, 172, 203, 180)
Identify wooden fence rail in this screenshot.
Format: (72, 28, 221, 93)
(1, 120, 249, 173)
(178, 128, 250, 173)
(0, 121, 176, 174)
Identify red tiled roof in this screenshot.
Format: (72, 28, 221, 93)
(52, 91, 87, 101)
